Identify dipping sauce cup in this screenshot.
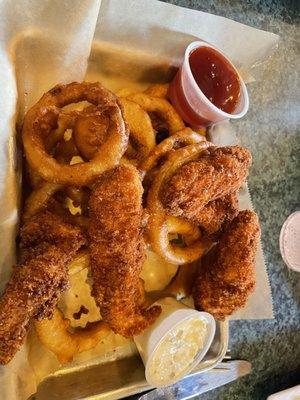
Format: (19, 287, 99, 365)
(134, 297, 216, 388)
(168, 41, 249, 127)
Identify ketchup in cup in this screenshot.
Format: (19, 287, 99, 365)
(168, 41, 249, 127)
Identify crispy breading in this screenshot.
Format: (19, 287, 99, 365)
(89, 165, 161, 337)
(161, 146, 251, 219)
(193, 210, 260, 320)
(194, 192, 239, 238)
(0, 212, 85, 364)
(20, 211, 85, 262)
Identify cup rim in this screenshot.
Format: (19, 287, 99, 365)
(144, 310, 216, 387)
(279, 211, 300, 272)
(183, 40, 249, 119)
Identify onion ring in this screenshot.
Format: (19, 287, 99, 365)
(192, 127, 206, 136)
(35, 250, 109, 364)
(126, 93, 185, 135)
(120, 98, 156, 159)
(23, 182, 89, 229)
(116, 88, 136, 97)
(166, 215, 201, 244)
(23, 182, 62, 221)
(34, 308, 110, 364)
(139, 128, 205, 173)
(23, 82, 128, 186)
(27, 164, 43, 188)
(144, 84, 169, 99)
(146, 142, 214, 264)
(117, 84, 169, 100)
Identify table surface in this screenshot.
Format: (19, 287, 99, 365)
(137, 1, 300, 399)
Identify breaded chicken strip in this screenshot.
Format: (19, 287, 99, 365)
(193, 210, 260, 320)
(195, 193, 239, 238)
(89, 165, 161, 337)
(0, 212, 85, 364)
(161, 146, 251, 219)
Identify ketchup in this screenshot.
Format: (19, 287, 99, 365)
(189, 46, 240, 114)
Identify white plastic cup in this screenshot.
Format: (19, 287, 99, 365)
(168, 40, 249, 127)
(279, 211, 300, 272)
(134, 297, 216, 387)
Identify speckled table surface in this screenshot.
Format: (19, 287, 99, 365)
(133, 1, 300, 399)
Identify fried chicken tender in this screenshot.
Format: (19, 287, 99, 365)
(161, 146, 251, 219)
(195, 193, 239, 238)
(193, 210, 260, 320)
(0, 212, 85, 364)
(89, 165, 161, 337)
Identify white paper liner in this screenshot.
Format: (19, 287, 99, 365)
(0, 0, 278, 398)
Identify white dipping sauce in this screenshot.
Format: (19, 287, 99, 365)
(147, 317, 207, 385)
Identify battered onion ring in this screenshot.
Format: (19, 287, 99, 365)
(34, 308, 110, 364)
(126, 93, 185, 134)
(116, 88, 136, 97)
(192, 127, 206, 136)
(166, 215, 201, 244)
(120, 98, 156, 159)
(117, 84, 169, 100)
(139, 128, 205, 173)
(144, 84, 169, 99)
(147, 142, 214, 264)
(23, 182, 89, 228)
(35, 250, 109, 363)
(28, 164, 43, 188)
(23, 82, 128, 186)
(23, 182, 62, 221)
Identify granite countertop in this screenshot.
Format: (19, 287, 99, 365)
(162, 1, 299, 399)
